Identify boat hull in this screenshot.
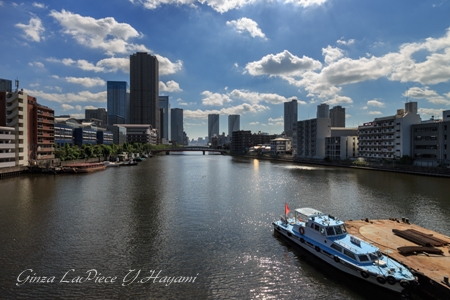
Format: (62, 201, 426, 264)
(273, 222, 413, 294)
(63, 163, 106, 173)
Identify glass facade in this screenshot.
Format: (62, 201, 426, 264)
(107, 81, 128, 125)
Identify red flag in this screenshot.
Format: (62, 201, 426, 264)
(285, 203, 290, 215)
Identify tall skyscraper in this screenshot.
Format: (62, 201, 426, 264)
(208, 114, 219, 143)
(129, 52, 159, 135)
(171, 108, 183, 145)
(228, 115, 240, 138)
(330, 106, 345, 127)
(107, 81, 128, 125)
(159, 96, 171, 142)
(284, 99, 298, 137)
(317, 103, 329, 118)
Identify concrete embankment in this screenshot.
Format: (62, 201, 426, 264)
(0, 166, 27, 179)
(235, 155, 450, 178)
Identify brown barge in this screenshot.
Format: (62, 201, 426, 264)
(62, 162, 106, 173)
(345, 218, 450, 299)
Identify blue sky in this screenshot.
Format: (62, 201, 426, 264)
(1, 0, 450, 140)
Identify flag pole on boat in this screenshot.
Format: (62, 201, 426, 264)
(285, 203, 290, 224)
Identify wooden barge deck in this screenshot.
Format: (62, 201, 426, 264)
(345, 219, 450, 299)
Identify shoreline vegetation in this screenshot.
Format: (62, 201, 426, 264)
(53, 143, 170, 162)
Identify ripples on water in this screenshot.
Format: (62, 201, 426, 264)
(1, 155, 449, 299)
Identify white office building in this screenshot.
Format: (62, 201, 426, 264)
(325, 128, 358, 160)
(4, 90, 29, 166)
(270, 137, 292, 156)
(0, 126, 16, 168)
(358, 102, 421, 160)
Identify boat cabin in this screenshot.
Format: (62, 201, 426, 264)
(293, 208, 385, 263)
(295, 208, 347, 237)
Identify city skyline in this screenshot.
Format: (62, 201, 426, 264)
(1, 1, 450, 139)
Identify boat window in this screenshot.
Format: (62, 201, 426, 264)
(344, 249, 356, 260)
(331, 243, 342, 252)
(314, 224, 320, 231)
(369, 253, 378, 260)
(358, 254, 370, 262)
(320, 227, 325, 235)
(334, 226, 343, 234)
(340, 224, 347, 233)
(326, 227, 335, 236)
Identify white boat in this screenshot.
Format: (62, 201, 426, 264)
(104, 161, 119, 167)
(272, 206, 417, 293)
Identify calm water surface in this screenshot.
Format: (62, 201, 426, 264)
(1, 154, 449, 299)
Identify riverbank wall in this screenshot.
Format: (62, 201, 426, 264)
(236, 154, 450, 178)
(0, 166, 27, 179)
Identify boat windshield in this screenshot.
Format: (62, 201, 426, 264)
(334, 224, 346, 235)
(358, 254, 370, 262)
(326, 227, 335, 236)
(369, 252, 383, 261)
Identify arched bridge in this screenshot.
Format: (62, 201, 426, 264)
(152, 147, 227, 155)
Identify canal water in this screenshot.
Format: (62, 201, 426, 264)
(1, 154, 449, 299)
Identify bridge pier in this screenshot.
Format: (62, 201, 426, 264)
(203, 151, 205, 155)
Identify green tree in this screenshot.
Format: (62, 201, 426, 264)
(101, 144, 112, 160)
(82, 144, 94, 158)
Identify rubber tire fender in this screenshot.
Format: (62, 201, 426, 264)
(399, 280, 409, 288)
(387, 276, 396, 285)
(376, 276, 386, 284)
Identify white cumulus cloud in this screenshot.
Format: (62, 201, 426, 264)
(160, 80, 182, 92)
(201, 91, 232, 106)
(15, 16, 45, 42)
(367, 100, 385, 107)
(245, 50, 322, 76)
(64, 77, 106, 87)
(226, 17, 267, 40)
(61, 104, 74, 111)
(49, 9, 148, 55)
(132, 0, 329, 13)
(25, 89, 107, 104)
(32, 2, 47, 9)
